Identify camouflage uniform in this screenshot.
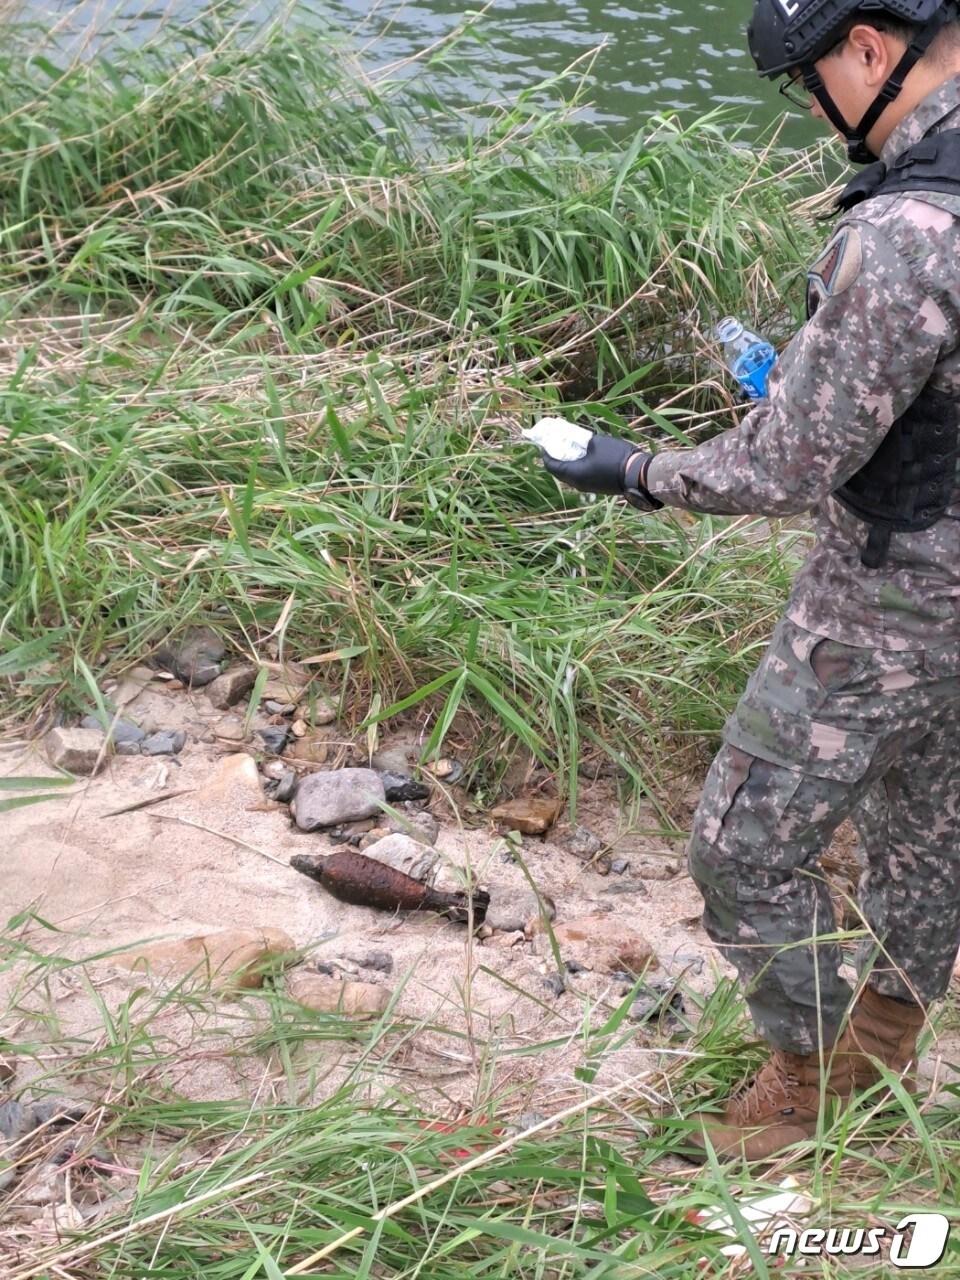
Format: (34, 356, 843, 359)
(644, 76, 960, 1054)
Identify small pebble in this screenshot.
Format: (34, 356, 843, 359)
(543, 972, 567, 998)
(80, 714, 144, 746)
(263, 767, 297, 803)
(205, 664, 257, 709)
(371, 747, 413, 774)
(378, 771, 431, 802)
(0, 1100, 26, 1143)
(565, 957, 588, 975)
(264, 700, 296, 716)
(599, 879, 648, 897)
(258, 726, 289, 755)
(428, 758, 464, 783)
(45, 727, 109, 775)
(387, 809, 440, 846)
(116, 740, 142, 756)
(610, 858, 630, 875)
(29, 1100, 89, 1129)
(485, 886, 555, 934)
(351, 950, 393, 974)
(560, 825, 604, 860)
(515, 1109, 546, 1132)
(314, 961, 337, 977)
(155, 626, 225, 687)
(630, 984, 686, 1026)
(273, 769, 298, 803)
(140, 730, 186, 756)
(291, 719, 307, 737)
(669, 952, 706, 977)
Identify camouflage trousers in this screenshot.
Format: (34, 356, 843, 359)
(688, 615, 960, 1054)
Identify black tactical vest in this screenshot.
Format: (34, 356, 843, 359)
(820, 129, 960, 568)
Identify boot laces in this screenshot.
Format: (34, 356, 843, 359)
(733, 1054, 803, 1119)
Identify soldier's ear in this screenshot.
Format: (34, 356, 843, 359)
(846, 24, 891, 81)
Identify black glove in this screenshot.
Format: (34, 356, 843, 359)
(542, 432, 662, 511)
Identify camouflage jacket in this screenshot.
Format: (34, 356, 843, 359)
(645, 75, 960, 649)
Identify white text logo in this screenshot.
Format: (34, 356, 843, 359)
(768, 1214, 950, 1268)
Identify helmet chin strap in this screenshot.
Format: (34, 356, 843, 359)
(800, 7, 954, 164)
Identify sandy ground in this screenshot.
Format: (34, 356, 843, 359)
(3, 669, 958, 1122)
(1, 672, 720, 1121)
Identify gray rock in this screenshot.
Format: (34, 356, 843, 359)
(326, 818, 377, 846)
(0, 1100, 26, 1143)
(386, 810, 439, 845)
(258, 726, 289, 755)
(351, 950, 393, 974)
(362, 834, 438, 883)
(633, 856, 680, 881)
(206, 665, 258, 709)
(0, 1102, 25, 1191)
(29, 1100, 88, 1129)
(543, 972, 567, 998)
(630, 982, 686, 1026)
(45, 727, 109, 775)
(371, 747, 414, 774)
(378, 771, 431, 802)
(599, 879, 649, 897)
(513, 1109, 547, 1133)
(140, 730, 186, 756)
(291, 769, 386, 832)
(271, 768, 298, 803)
(116, 740, 142, 756)
(156, 626, 225, 687)
(429, 758, 464, 783)
(80, 715, 144, 746)
(314, 961, 337, 977)
(264, 699, 296, 715)
(610, 858, 630, 875)
(561, 825, 604, 860)
(485, 885, 556, 933)
(306, 696, 338, 726)
(577, 757, 629, 782)
(19, 1161, 62, 1205)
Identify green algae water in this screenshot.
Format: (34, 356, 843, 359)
(50, 0, 818, 148)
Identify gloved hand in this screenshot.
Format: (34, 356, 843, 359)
(542, 432, 662, 510)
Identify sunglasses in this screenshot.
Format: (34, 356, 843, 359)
(778, 74, 815, 109)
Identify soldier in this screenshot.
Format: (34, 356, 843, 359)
(540, 0, 960, 1160)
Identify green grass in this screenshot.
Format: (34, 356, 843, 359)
(0, 0, 836, 816)
(3, 9, 959, 1275)
(2, 914, 959, 1278)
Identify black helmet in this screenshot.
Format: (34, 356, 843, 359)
(748, 0, 960, 162)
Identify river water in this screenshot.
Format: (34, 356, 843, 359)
(50, 0, 818, 148)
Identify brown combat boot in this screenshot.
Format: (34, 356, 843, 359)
(684, 1047, 853, 1163)
(841, 986, 926, 1089)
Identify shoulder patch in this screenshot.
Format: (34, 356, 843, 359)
(806, 226, 862, 318)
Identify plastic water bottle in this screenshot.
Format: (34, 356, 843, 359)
(715, 317, 776, 400)
(522, 417, 592, 461)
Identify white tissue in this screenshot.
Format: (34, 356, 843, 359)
(522, 417, 592, 462)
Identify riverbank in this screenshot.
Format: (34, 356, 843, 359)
(4, 4, 959, 1276)
(0, 1, 832, 811)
